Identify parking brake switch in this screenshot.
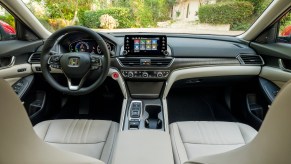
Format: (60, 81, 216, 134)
(129, 101, 142, 129)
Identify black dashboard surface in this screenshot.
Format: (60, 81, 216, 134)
(167, 37, 255, 58)
(110, 33, 256, 58)
(35, 32, 256, 59)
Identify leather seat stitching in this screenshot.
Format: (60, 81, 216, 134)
(105, 122, 118, 164)
(177, 123, 189, 162)
(79, 119, 87, 143)
(236, 123, 246, 144)
(43, 121, 51, 141)
(197, 122, 207, 144)
(85, 120, 93, 143)
(63, 119, 73, 143)
(68, 119, 78, 143)
(100, 121, 112, 160)
(171, 124, 182, 164)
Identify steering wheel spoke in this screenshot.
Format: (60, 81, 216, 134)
(90, 54, 103, 70)
(48, 54, 63, 69)
(66, 76, 86, 91)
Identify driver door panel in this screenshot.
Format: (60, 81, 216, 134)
(0, 40, 43, 85)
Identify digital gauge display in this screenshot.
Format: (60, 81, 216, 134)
(69, 40, 97, 53)
(69, 39, 113, 54)
(74, 41, 89, 52)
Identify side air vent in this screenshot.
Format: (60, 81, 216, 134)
(237, 54, 264, 65)
(151, 58, 172, 67)
(28, 53, 41, 63)
(119, 58, 140, 66)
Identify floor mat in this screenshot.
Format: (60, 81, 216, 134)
(167, 88, 237, 124)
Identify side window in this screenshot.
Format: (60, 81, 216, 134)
(0, 6, 16, 41)
(278, 11, 291, 44)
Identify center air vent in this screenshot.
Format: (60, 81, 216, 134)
(118, 58, 173, 67)
(28, 53, 41, 63)
(119, 58, 140, 66)
(237, 54, 264, 65)
(151, 58, 172, 66)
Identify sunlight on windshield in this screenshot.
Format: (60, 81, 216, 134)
(21, 0, 272, 35)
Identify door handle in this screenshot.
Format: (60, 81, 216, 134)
(0, 56, 15, 70)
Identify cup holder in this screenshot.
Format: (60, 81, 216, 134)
(145, 105, 162, 129)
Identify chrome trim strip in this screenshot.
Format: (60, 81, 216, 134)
(162, 98, 170, 133)
(278, 59, 291, 73)
(108, 68, 129, 131)
(28, 52, 40, 64)
(0, 56, 15, 70)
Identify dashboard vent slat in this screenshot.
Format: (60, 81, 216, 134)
(28, 53, 41, 64)
(237, 54, 264, 65)
(119, 58, 140, 66)
(119, 58, 173, 67)
(151, 59, 172, 67)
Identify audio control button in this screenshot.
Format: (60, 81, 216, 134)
(157, 72, 163, 78)
(128, 72, 134, 78)
(142, 72, 148, 78)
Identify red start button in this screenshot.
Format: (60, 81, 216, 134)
(112, 72, 119, 80)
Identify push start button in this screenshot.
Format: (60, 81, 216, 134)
(112, 72, 119, 80)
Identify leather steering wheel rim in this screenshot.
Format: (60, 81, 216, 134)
(41, 26, 110, 95)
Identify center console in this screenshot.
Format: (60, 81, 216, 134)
(111, 35, 174, 164)
(123, 99, 164, 130)
(119, 35, 171, 131)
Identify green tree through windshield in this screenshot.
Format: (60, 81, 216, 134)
(22, 0, 273, 35)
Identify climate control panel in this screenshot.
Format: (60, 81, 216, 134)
(121, 70, 170, 79)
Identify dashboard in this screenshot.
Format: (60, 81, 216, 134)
(32, 32, 263, 81)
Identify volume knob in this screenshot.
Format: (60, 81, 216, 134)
(128, 72, 134, 78)
(163, 50, 169, 56)
(142, 72, 148, 78)
(157, 72, 163, 78)
(122, 50, 128, 56)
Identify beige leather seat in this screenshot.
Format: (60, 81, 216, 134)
(34, 119, 119, 163)
(170, 121, 257, 164)
(0, 78, 104, 164)
(184, 80, 291, 164)
(172, 80, 291, 164)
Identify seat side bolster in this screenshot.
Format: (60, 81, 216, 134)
(101, 121, 119, 164)
(33, 120, 51, 140)
(170, 123, 189, 164)
(236, 123, 258, 143)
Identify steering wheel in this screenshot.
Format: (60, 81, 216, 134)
(41, 26, 110, 95)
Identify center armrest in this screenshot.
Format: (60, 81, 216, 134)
(111, 130, 174, 164)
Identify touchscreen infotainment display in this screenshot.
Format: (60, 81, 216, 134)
(124, 35, 167, 56)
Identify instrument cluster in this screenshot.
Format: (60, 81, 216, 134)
(68, 39, 114, 54)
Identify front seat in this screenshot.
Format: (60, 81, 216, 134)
(170, 121, 257, 164)
(171, 80, 291, 164)
(34, 119, 118, 163)
(184, 80, 291, 164)
(0, 78, 104, 164)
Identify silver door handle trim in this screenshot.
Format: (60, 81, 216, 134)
(0, 56, 15, 70)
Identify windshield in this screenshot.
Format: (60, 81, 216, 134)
(22, 0, 272, 35)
